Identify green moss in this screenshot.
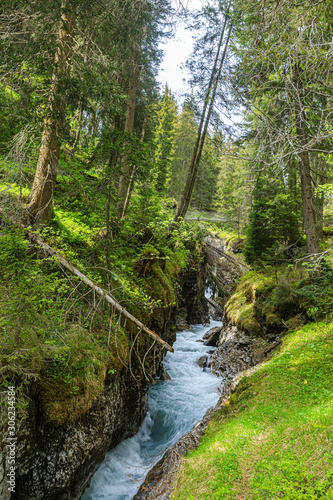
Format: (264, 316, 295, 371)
(225, 269, 305, 336)
(39, 326, 108, 425)
(225, 287, 261, 335)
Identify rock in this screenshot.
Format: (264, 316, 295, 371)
(160, 369, 171, 381)
(203, 326, 222, 346)
(177, 249, 210, 325)
(176, 314, 190, 331)
(196, 355, 208, 368)
(209, 322, 253, 379)
(228, 238, 245, 254)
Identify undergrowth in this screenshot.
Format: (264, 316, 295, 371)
(0, 171, 207, 425)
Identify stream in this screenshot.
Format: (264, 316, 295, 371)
(82, 320, 222, 500)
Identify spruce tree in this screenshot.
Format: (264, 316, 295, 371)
(153, 85, 178, 193)
(168, 97, 197, 202)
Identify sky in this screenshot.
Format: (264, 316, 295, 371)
(157, 0, 205, 100)
(156, 0, 241, 131)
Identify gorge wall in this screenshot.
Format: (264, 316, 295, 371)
(0, 252, 208, 500)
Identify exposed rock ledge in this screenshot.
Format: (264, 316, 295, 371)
(133, 321, 279, 500)
(0, 252, 209, 500)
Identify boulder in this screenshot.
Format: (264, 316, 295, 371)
(196, 355, 208, 369)
(209, 323, 253, 379)
(203, 326, 222, 346)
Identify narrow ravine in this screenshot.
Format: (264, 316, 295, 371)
(82, 320, 222, 500)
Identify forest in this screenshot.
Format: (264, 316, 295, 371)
(0, 0, 333, 499)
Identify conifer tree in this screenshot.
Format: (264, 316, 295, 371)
(153, 85, 178, 193)
(213, 142, 250, 234)
(168, 97, 197, 201)
(233, 0, 333, 255)
(27, 0, 76, 226)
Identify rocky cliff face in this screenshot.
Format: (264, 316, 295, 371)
(0, 255, 208, 500)
(176, 249, 209, 330)
(1, 368, 149, 500)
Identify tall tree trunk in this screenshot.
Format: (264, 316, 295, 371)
(71, 100, 83, 156)
(27, 0, 76, 226)
(116, 59, 141, 218)
(293, 64, 320, 254)
(121, 105, 149, 218)
(174, 13, 232, 223)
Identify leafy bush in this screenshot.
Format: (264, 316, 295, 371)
(296, 263, 333, 320)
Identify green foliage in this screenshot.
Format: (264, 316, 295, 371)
(296, 263, 333, 320)
(244, 177, 300, 265)
(213, 141, 250, 236)
(253, 457, 333, 499)
(0, 228, 29, 269)
(168, 99, 197, 202)
(192, 135, 220, 211)
(152, 85, 178, 193)
(261, 283, 299, 317)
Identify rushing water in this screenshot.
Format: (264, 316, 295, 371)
(82, 320, 222, 500)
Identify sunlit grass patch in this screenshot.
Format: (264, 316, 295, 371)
(171, 322, 333, 499)
(0, 181, 30, 198)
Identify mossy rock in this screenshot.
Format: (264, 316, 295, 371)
(265, 312, 282, 330)
(39, 325, 108, 426)
(39, 371, 105, 426)
(285, 316, 306, 332)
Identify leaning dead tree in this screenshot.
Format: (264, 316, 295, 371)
(173, 2, 233, 224)
(205, 242, 248, 273)
(29, 232, 174, 352)
(0, 208, 173, 352)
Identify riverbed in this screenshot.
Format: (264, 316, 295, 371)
(82, 320, 222, 500)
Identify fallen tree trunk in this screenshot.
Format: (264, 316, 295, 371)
(0, 210, 173, 352)
(206, 243, 249, 273)
(205, 297, 224, 314)
(30, 233, 174, 352)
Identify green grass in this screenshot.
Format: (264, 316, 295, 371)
(0, 181, 30, 197)
(172, 321, 333, 499)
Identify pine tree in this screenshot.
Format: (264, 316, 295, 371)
(27, 0, 76, 226)
(152, 85, 178, 193)
(192, 135, 219, 211)
(168, 97, 197, 202)
(244, 177, 300, 264)
(233, 0, 333, 254)
(213, 142, 250, 235)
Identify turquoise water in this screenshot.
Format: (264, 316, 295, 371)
(82, 321, 221, 500)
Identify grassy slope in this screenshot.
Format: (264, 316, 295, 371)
(171, 320, 333, 499)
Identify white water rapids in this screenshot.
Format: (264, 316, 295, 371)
(82, 320, 222, 500)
